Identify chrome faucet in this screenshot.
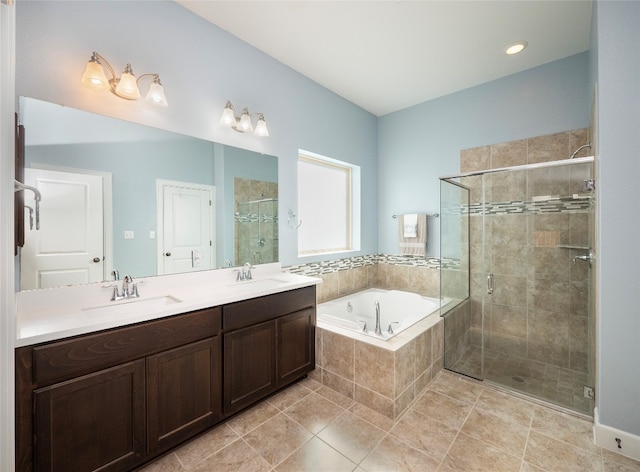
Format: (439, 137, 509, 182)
(236, 262, 254, 281)
(374, 301, 382, 336)
(105, 274, 139, 301)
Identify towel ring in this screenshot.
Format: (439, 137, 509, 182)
(287, 209, 302, 229)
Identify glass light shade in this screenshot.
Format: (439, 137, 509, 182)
(238, 109, 253, 133)
(220, 105, 236, 126)
(115, 66, 141, 100)
(145, 80, 168, 107)
(81, 60, 109, 89)
(505, 41, 528, 55)
(254, 116, 269, 137)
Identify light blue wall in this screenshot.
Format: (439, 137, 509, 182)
(15, 0, 379, 268)
(26, 138, 215, 277)
(594, 0, 640, 437)
(378, 52, 590, 256)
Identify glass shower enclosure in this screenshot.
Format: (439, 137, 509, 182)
(440, 157, 596, 415)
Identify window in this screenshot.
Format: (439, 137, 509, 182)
(297, 150, 360, 256)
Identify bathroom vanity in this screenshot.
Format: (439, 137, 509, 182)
(14, 265, 318, 472)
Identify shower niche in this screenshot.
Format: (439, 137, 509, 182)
(234, 177, 278, 266)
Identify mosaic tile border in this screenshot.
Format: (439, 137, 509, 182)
(442, 196, 592, 218)
(285, 254, 442, 277)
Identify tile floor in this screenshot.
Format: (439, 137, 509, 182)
(449, 346, 595, 415)
(140, 371, 639, 472)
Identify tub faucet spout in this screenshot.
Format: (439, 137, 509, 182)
(374, 301, 382, 336)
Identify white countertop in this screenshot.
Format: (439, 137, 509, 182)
(15, 263, 321, 347)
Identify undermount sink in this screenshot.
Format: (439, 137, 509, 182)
(231, 278, 290, 291)
(82, 295, 182, 317)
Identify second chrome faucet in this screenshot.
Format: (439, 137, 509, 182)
(108, 274, 140, 301)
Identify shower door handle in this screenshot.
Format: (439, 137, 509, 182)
(487, 273, 494, 295)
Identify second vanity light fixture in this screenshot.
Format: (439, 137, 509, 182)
(219, 100, 269, 137)
(81, 51, 168, 107)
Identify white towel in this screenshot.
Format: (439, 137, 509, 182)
(398, 214, 427, 255)
(403, 213, 418, 237)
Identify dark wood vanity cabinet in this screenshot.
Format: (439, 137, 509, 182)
(222, 286, 316, 416)
(15, 286, 315, 471)
(16, 308, 222, 472)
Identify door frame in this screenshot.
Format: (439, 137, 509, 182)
(156, 179, 215, 275)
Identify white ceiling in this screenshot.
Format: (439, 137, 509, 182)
(177, 1, 592, 117)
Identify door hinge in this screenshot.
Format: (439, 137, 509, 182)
(209, 200, 212, 206)
(210, 240, 212, 246)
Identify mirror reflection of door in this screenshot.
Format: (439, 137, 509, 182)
(21, 168, 105, 290)
(157, 180, 215, 275)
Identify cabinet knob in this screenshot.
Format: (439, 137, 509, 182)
(164, 252, 172, 257)
(92, 257, 101, 263)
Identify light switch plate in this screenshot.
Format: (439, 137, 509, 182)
(124, 231, 134, 239)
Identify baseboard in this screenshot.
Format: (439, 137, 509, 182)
(593, 407, 640, 462)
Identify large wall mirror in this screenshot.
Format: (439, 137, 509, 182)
(17, 97, 278, 291)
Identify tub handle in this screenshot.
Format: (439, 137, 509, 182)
(357, 320, 367, 333)
(387, 322, 399, 335)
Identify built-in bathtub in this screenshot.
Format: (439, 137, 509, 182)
(312, 288, 445, 419)
(318, 288, 443, 340)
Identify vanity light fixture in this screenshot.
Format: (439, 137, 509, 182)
(220, 100, 269, 137)
(505, 41, 528, 55)
(81, 51, 168, 107)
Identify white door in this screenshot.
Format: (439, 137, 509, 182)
(157, 180, 214, 275)
(21, 168, 104, 290)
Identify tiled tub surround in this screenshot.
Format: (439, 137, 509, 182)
(444, 128, 595, 414)
(313, 313, 443, 420)
(288, 255, 444, 419)
(288, 254, 441, 304)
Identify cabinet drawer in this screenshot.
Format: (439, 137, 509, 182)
(33, 307, 221, 386)
(223, 286, 315, 331)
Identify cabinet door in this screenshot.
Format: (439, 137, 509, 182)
(34, 360, 145, 472)
(147, 337, 221, 455)
(223, 320, 276, 415)
(277, 308, 315, 386)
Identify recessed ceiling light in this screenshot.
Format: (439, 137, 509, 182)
(505, 41, 528, 55)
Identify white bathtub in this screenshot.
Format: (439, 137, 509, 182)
(317, 288, 444, 341)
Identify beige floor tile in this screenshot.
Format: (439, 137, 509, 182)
(284, 392, 345, 434)
(412, 390, 474, 429)
(189, 438, 271, 472)
(359, 435, 441, 472)
(349, 402, 396, 432)
(474, 388, 535, 427)
(524, 430, 603, 472)
(317, 411, 385, 464)
(460, 408, 529, 457)
(243, 413, 313, 466)
(268, 383, 314, 411)
(442, 432, 522, 472)
(275, 437, 357, 472)
(139, 453, 185, 472)
(316, 385, 356, 408)
(602, 449, 640, 471)
(226, 401, 280, 436)
(429, 371, 484, 405)
(298, 376, 325, 392)
(530, 406, 600, 453)
(519, 462, 546, 472)
(173, 424, 239, 469)
(389, 409, 458, 461)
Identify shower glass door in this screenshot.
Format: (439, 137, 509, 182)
(442, 158, 595, 415)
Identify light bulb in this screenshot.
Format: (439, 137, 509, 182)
(81, 54, 109, 89)
(145, 76, 168, 107)
(220, 101, 236, 126)
(115, 64, 141, 100)
(254, 115, 269, 137)
(238, 108, 253, 133)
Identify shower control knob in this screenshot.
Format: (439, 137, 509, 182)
(165, 252, 172, 257)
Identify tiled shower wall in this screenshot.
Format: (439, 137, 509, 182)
(234, 178, 278, 265)
(450, 128, 593, 374)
